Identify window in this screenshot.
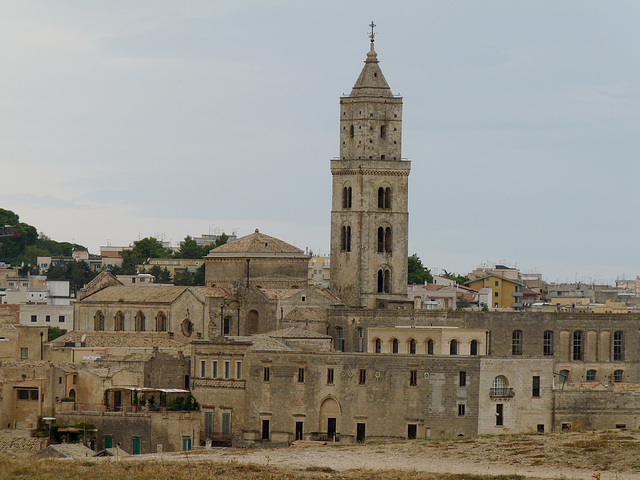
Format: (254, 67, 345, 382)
(156, 312, 167, 332)
(59, 315, 65, 323)
(135, 311, 145, 332)
(17, 389, 39, 401)
(614, 370, 623, 383)
(459, 371, 466, 387)
(512, 330, 522, 355)
(45, 315, 50, 323)
(263, 366, 270, 382)
(532, 376, 540, 397)
(94, 311, 105, 331)
(224, 361, 231, 379)
(205, 412, 214, 435)
(559, 370, 569, 383)
(586, 370, 596, 382)
(359, 368, 366, 385)
(200, 360, 206, 378)
(495, 281, 499, 287)
(496, 404, 504, 426)
(223, 317, 231, 335)
(392, 339, 399, 353)
(572, 331, 583, 361)
(427, 339, 434, 355)
(407, 424, 417, 439)
(350, 124, 354, 138)
(357, 328, 364, 352)
(458, 404, 466, 417)
(236, 361, 242, 379)
(380, 125, 386, 138)
(614, 331, 624, 361)
(409, 369, 417, 386)
(327, 368, 334, 385)
(20, 347, 28, 359)
(377, 227, 392, 252)
(31, 315, 37, 323)
(543, 330, 553, 356)
(409, 339, 416, 354)
(374, 338, 381, 353)
(298, 367, 305, 383)
(341, 226, 352, 252)
(343, 186, 352, 209)
(449, 339, 458, 355)
(115, 312, 124, 331)
(336, 327, 344, 352)
(212, 361, 218, 379)
(377, 268, 391, 293)
(491, 376, 510, 397)
(466, 340, 476, 357)
(494, 292, 498, 297)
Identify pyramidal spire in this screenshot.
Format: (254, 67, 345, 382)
(350, 22, 393, 97)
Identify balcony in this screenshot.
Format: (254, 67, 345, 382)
(512, 291, 523, 298)
(512, 302, 524, 309)
(490, 387, 515, 398)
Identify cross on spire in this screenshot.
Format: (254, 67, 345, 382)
(369, 21, 376, 43)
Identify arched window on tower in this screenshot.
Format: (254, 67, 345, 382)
(378, 187, 385, 209)
(342, 186, 352, 209)
(377, 227, 384, 253)
(346, 226, 351, 252)
(385, 187, 391, 208)
(380, 125, 386, 138)
(341, 226, 352, 252)
(383, 269, 391, 293)
(377, 269, 384, 293)
(385, 227, 392, 253)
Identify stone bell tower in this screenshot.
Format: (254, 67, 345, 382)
(330, 28, 411, 308)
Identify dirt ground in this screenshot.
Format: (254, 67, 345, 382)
(134, 430, 640, 479)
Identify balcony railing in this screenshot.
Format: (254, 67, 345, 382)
(309, 432, 341, 442)
(490, 387, 515, 398)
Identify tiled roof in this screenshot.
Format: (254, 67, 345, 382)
(266, 326, 330, 339)
(207, 229, 305, 256)
(259, 288, 303, 300)
(52, 331, 186, 348)
(80, 286, 189, 304)
(284, 307, 328, 324)
(189, 286, 232, 300)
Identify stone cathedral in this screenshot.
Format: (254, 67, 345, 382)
(330, 38, 411, 309)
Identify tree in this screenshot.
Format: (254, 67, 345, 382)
(46, 261, 98, 294)
(408, 253, 433, 285)
(176, 235, 210, 259)
(120, 237, 173, 274)
(148, 265, 172, 284)
(441, 269, 469, 285)
(48, 326, 67, 341)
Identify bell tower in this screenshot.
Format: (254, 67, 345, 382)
(330, 27, 410, 308)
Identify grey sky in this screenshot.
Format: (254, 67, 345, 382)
(2, 1, 639, 284)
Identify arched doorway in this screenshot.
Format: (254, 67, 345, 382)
(319, 397, 341, 441)
(247, 310, 259, 335)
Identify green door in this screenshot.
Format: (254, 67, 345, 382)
(182, 437, 192, 451)
(132, 437, 141, 455)
(104, 436, 113, 449)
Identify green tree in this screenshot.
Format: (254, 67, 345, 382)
(48, 326, 67, 341)
(120, 237, 173, 274)
(442, 269, 469, 285)
(175, 236, 208, 259)
(148, 265, 172, 283)
(47, 261, 98, 294)
(212, 233, 229, 249)
(408, 253, 433, 285)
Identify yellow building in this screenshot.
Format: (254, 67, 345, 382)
(466, 274, 524, 310)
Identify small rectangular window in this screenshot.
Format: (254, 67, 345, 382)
(458, 404, 466, 417)
(459, 371, 467, 387)
(20, 347, 28, 359)
(409, 369, 417, 386)
(327, 368, 334, 385)
(45, 315, 51, 323)
(235, 361, 242, 379)
(532, 376, 540, 397)
(59, 316, 65, 323)
(359, 369, 366, 385)
(224, 361, 231, 379)
(212, 360, 218, 379)
(298, 367, 305, 383)
(200, 360, 206, 378)
(31, 315, 37, 323)
(496, 404, 504, 426)
(264, 366, 270, 382)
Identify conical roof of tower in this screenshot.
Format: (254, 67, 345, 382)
(349, 43, 394, 97)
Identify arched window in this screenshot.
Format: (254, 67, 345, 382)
(341, 226, 351, 252)
(470, 339, 478, 356)
(94, 311, 104, 331)
(409, 339, 416, 354)
(543, 330, 553, 356)
(114, 311, 124, 331)
(135, 311, 145, 332)
(450, 339, 458, 355)
(491, 376, 509, 397)
(384, 227, 392, 252)
(383, 269, 391, 293)
(613, 331, 624, 361)
(156, 312, 167, 332)
(427, 339, 434, 355)
(357, 327, 364, 353)
(342, 186, 352, 209)
(572, 331, 583, 361)
(385, 187, 391, 208)
(392, 338, 399, 354)
(375, 338, 382, 353)
(247, 310, 259, 334)
(378, 187, 385, 208)
(377, 269, 384, 293)
(377, 227, 384, 252)
(559, 369, 569, 383)
(512, 330, 522, 355)
(336, 327, 344, 352)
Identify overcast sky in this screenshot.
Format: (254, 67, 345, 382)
(2, 1, 639, 284)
